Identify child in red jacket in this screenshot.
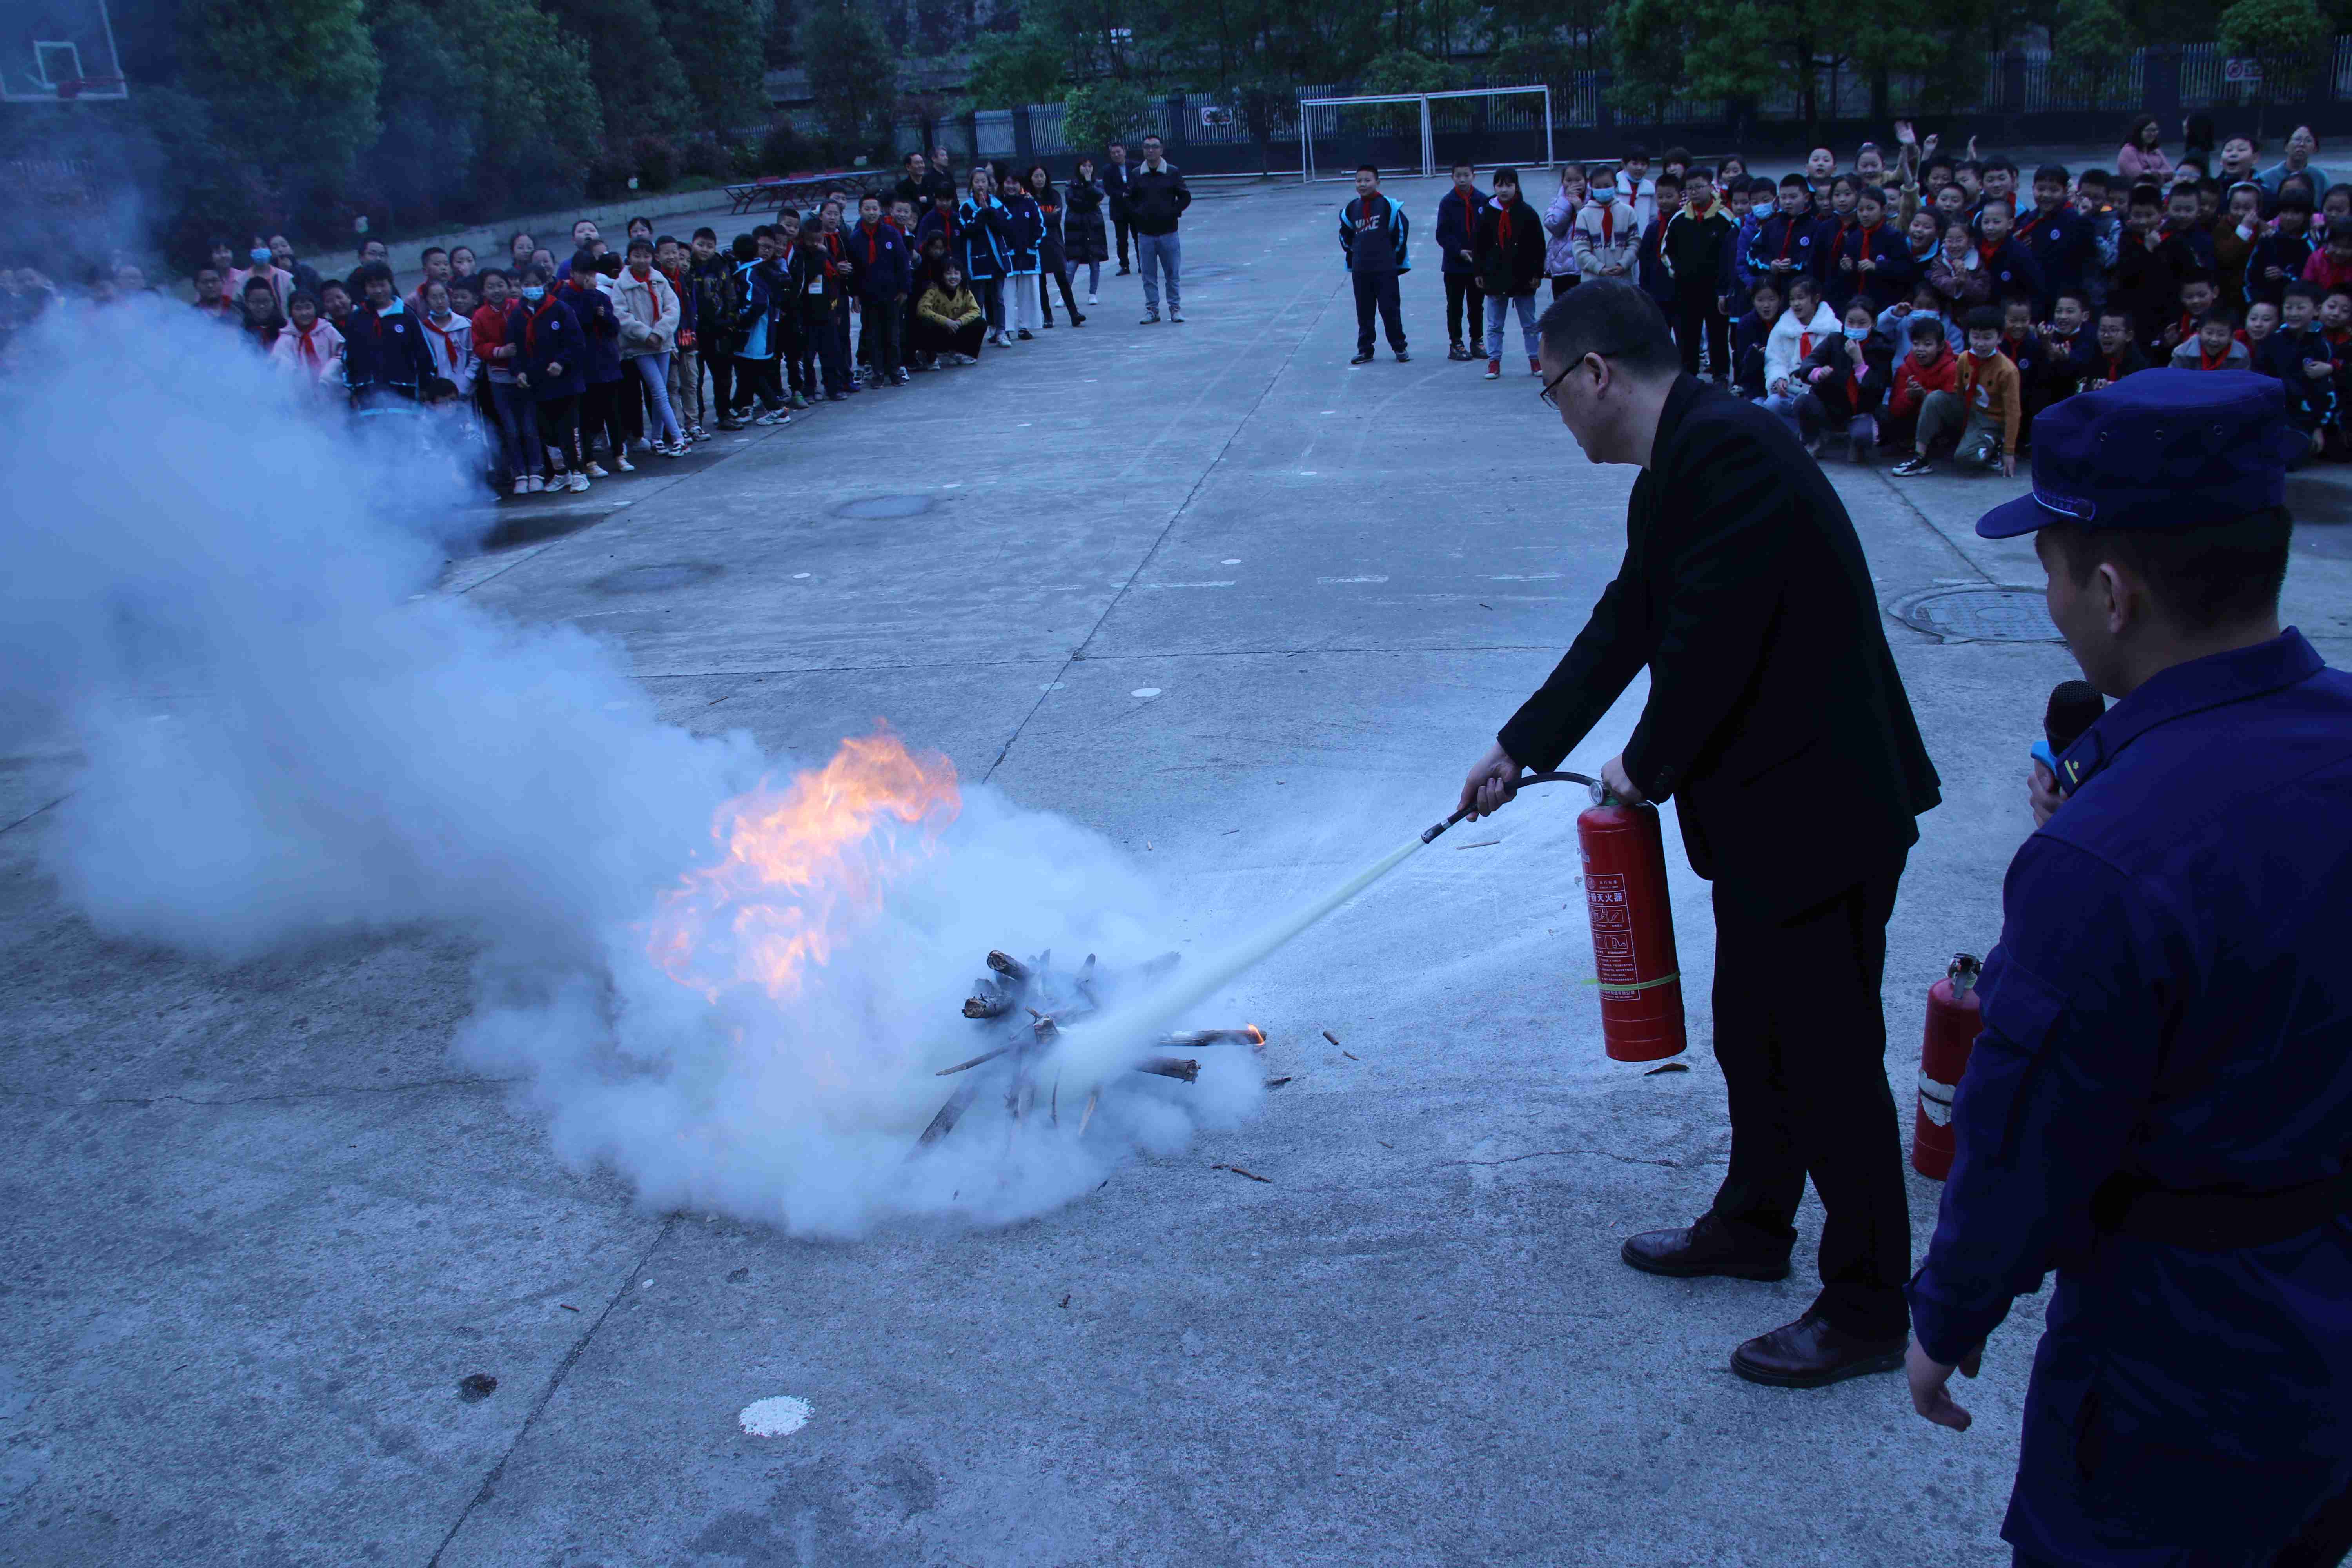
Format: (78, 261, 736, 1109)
(1881, 315, 1958, 454)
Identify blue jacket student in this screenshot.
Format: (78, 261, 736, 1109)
(1636, 212, 1675, 307)
(846, 216, 910, 300)
(1747, 208, 1827, 291)
(996, 188, 1043, 277)
(561, 274, 622, 384)
(1918, 375, 2352, 1568)
(509, 291, 586, 399)
(2246, 225, 2316, 307)
(2013, 203, 2091, 314)
(731, 257, 784, 360)
(1339, 191, 1411, 271)
(342, 296, 436, 403)
(1976, 235, 2045, 307)
(1433, 182, 1486, 275)
(1719, 208, 1763, 309)
(2261, 322, 2337, 431)
(953, 196, 1008, 282)
(1828, 218, 1914, 311)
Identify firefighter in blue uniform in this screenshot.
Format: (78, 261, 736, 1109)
(1904, 369, 2352, 1566)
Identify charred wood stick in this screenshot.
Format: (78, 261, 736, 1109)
(987, 950, 1032, 983)
(916, 1082, 982, 1147)
(1079, 1087, 1099, 1134)
(1135, 1055, 1201, 1083)
(1160, 1029, 1261, 1050)
(936, 1045, 1013, 1077)
(963, 988, 1014, 1020)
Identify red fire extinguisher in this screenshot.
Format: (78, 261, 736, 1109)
(1579, 797, 1686, 1062)
(1912, 953, 1983, 1180)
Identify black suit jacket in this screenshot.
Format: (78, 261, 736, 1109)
(1498, 374, 1940, 918)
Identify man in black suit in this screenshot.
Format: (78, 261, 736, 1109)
(1459, 278, 1941, 1388)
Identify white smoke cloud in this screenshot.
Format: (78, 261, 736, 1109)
(2, 301, 1262, 1236)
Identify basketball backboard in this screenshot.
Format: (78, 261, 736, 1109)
(1, 0, 127, 102)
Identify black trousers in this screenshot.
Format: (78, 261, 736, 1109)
(1114, 216, 1132, 267)
(707, 350, 734, 417)
(1353, 269, 1405, 354)
(1675, 290, 1729, 378)
(1551, 274, 1579, 299)
(862, 301, 902, 377)
(1443, 272, 1485, 347)
(1708, 855, 1912, 1339)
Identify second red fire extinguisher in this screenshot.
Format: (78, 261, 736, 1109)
(1579, 797, 1686, 1062)
(1912, 953, 1983, 1180)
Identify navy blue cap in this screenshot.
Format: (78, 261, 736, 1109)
(1976, 369, 2307, 539)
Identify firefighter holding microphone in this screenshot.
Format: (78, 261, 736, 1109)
(1459, 279, 1944, 1388)
(1905, 371, 2352, 1566)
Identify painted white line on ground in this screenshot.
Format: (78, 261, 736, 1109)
(739, 1396, 813, 1437)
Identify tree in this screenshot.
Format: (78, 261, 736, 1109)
(666, 0, 777, 137)
(2053, 0, 2137, 109)
(460, 0, 604, 211)
(180, 0, 380, 205)
(2219, 0, 2328, 129)
(800, 0, 899, 151)
(368, 2, 481, 229)
(1602, 0, 1690, 121)
(1357, 47, 1464, 135)
(1061, 80, 1152, 159)
(964, 22, 1068, 109)
(541, 0, 693, 136)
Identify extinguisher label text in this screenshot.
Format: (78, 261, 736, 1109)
(1586, 875, 1639, 982)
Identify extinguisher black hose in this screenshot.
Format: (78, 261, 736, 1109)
(1421, 771, 1601, 844)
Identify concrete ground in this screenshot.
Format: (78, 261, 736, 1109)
(6, 174, 2349, 1568)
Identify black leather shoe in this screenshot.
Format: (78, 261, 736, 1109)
(1621, 1212, 1791, 1281)
(1350, 350, 1374, 364)
(1730, 1311, 1908, 1388)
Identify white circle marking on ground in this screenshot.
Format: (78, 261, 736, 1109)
(1131, 688, 1162, 699)
(739, 1395, 813, 1437)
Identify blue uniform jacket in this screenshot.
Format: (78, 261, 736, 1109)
(341, 299, 436, 401)
(1747, 210, 1826, 289)
(953, 197, 1008, 282)
(1975, 236, 2045, 308)
(1909, 629, 2352, 1558)
(561, 277, 622, 383)
(2261, 323, 2338, 430)
(1339, 192, 1411, 272)
(1719, 210, 1763, 304)
(1826, 218, 1914, 311)
(2012, 204, 2090, 312)
(845, 219, 910, 300)
(1433, 185, 1487, 275)
(509, 294, 586, 399)
(2246, 228, 2316, 307)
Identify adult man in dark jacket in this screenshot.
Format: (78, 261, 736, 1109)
(343, 261, 437, 407)
(1127, 134, 1192, 324)
(1461, 279, 1941, 1387)
(1103, 142, 1134, 274)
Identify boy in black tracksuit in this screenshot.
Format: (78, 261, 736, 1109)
(1661, 165, 1737, 379)
(1340, 166, 1411, 363)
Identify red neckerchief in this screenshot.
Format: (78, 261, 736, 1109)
(1977, 236, 2004, 267)
(526, 293, 559, 354)
(2200, 343, 2230, 370)
(2013, 207, 2049, 241)
(858, 220, 884, 264)
(1495, 200, 1513, 250)
(1457, 187, 1479, 236)
(1599, 201, 1615, 246)
(1856, 221, 1877, 263)
(822, 232, 846, 277)
(290, 322, 328, 371)
(2178, 310, 2200, 340)
(421, 310, 463, 365)
(2002, 330, 2029, 358)
(1776, 215, 1800, 260)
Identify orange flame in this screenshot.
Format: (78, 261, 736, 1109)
(648, 727, 960, 1001)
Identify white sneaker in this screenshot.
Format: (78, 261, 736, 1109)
(512, 477, 530, 495)
(613, 454, 635, 472)
(566, 472, 589, 492)
(527, 474, 546, 493)
(1088, 292, 1098, 305)
(632, 437, 653, 454)
(659, 442, 684, 458)
(584, 461, 609, 478)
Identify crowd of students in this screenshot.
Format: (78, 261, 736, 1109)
(1345, 116, 2352, 474)
(0, 143, 1193, 500)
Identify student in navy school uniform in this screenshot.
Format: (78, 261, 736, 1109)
(1974, 196, 2047, 307)
(1635, 169, 1683, 320)
(1434, 160, 1489, 360)
(1749, 172, 1828, 302)
(2014, 165, 2091, 317)
(1830, 183, 1914, 313)
(341, 262, 437, 408)
(510, 264, 588, 490)
(2159, 181, 2219, 271)
(2248, 190, 2318, 309)
(2266, 281, 2340, 456)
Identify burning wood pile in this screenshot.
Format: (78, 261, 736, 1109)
(916, 948, 1265, 1150)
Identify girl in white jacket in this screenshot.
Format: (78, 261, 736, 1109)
(1761, 275, 1838, 426)
(613, 237, 687, 457)
(270, 291, 344, 388)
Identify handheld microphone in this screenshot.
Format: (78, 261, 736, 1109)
(2031, 679, 2107, 789)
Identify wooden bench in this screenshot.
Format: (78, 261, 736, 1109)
(720, 170, 894, 219)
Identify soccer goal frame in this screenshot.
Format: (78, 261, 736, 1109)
(1298, 84, 1554, 184)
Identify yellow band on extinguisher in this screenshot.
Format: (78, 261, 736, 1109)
(1581, 971, 1681, 992)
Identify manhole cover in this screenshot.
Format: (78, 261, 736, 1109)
(1886, 585, 2062, 644)
(832, 494, 933, 519)
(592, 562, 724, 594)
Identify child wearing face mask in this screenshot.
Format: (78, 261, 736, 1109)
(470, 270, 543, 494)
(1792, 295, 1895, 462)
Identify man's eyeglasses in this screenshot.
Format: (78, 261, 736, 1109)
(1537, 361, 1573, 409)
